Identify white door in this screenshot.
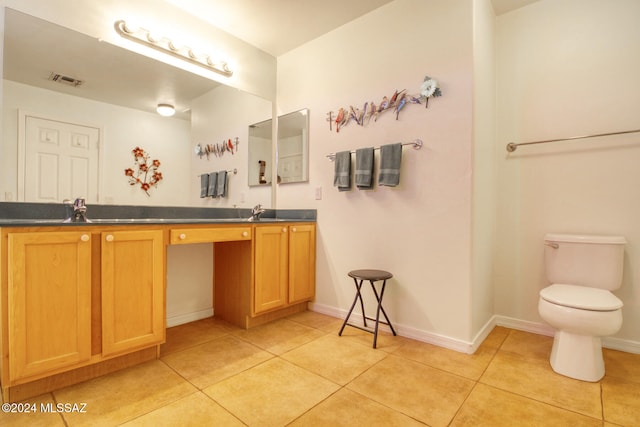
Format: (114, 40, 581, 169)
(24, 116, 100, 203)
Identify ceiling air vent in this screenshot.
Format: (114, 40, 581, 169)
(48, 72, 83, 87)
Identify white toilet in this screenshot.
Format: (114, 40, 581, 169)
(538, 233, 626, 382)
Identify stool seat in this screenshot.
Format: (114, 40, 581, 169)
(348, 269, 393, 281)
(339, 269, 396, 348)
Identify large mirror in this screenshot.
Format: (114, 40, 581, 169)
(1, 8, 273, 208)
(277, 109, 309, 184)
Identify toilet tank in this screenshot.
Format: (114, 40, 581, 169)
(544, 233, 626, 290)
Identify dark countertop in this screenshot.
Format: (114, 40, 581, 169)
(0, 202, 316, 227)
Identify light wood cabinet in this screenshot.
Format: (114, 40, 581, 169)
(170, 226, 251, 244)
(253, 223, 316, 315)
(1, 226, 166, 401)
(6, 231, 92, 381)
(254, 225, 289, 314)
(288, 224, 316, 304)
(1, 220, 315, 401)
(101, 229, 165, 357)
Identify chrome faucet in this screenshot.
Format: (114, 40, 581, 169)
(249, 204, 266, 221)
(64, 197, 90, 223)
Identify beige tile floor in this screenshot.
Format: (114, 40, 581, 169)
(2, 311, 640, 426)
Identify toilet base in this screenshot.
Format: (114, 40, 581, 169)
(550, 330, 604, 382)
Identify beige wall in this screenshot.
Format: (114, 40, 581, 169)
(189, 84, 273, 209)
(277, 0, 477, 348)
(494, 0, 640, 350)
(471, 0, 496, 340)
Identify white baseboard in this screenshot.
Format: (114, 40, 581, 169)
(484, 315, 640, 354)
(309, 302, 475, 354)
(166, 308, 214, 328)
(310, 304, 640, 355)
(492, 315, 555, 337)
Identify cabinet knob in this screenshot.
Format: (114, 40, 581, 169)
(292, 227, 297, 232)
(179, 233, 187, 240)
(242, 231, 248, 237)
(80, 234, 90, 242)
(105, 234, 114, 242)
(282, 227, 287, 233)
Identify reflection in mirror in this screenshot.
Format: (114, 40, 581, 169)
(248, 119, 273, 186)
(1, 8, 273, 207)
(277, 109, 309, 184)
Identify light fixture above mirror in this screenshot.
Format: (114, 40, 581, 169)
(114, 19, 233, 78)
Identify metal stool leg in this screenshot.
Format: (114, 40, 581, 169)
(372, 279, 396, 348)
(370, 280, 397, 337)
(339, 278, 366, 336)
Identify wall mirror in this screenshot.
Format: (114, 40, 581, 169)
(1, 7, 273, 207)
(247, 118, 273, 186)
(277, 108, 309, 184)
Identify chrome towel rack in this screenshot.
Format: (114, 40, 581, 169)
(197, 168, 237, 177)
(506, 128, 640, 152)
(326, 139, 423, 161)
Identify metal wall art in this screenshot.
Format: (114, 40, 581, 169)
(124, 147, 163, 196)
(195, 137, 240, 159)
(326, 75, 442, 132)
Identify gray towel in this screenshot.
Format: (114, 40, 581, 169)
(216, 170, 227, 197)
(200, 174, 209, 198)
(207, 172, 218, 197)
(355, 147, 374, 189)
(378, 143, 402, 186)
(333, 151, 351, 191)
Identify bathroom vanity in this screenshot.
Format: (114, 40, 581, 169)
(0, 206, 316, 402)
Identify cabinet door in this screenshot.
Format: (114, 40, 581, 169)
(288, 224, 316, 304)
(101, 229, 164, 357)
(8, 231, 91, 380)
(254, 225, 288, 314)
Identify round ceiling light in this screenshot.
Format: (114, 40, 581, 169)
(156, 103, 175, 117)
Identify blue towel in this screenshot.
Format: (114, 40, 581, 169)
(378, 143, 402, 186)
(207, 172, 217, 197)
(200, 174, 209, 198)
(355, 147, 374, 189)
(333, 151, 352, 191)
(216, 170, 227, 197)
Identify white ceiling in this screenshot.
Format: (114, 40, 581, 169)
(3, 1, 541, 118)
(163, 0, 396, 57)
(164, 0, 541, 57)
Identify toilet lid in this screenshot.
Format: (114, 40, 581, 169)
(540, 284, 623, 311)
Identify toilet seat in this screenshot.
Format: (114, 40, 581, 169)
(540, 284, 623, 311)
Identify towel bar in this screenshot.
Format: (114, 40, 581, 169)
(506, 129, 640, 152)
(326, 139, 422, 161)
(198, 168, 237, 177)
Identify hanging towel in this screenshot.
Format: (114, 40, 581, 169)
(216, 170, 228, 197)
(207, 172, 218, 197)
(378, 143, 402, 186)
(333, 151, 352, 191)
(200, 174, 209, 198)
(355, 147, 374, 189)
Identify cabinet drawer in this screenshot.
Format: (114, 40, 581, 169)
(170, 227, 251, 244)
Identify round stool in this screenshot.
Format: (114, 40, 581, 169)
(338, 269, 397, 348)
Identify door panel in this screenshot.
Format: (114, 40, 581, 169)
(24, 116, 99, 203)
(101, 230, 165, 357)
(8, 231, 92, 380)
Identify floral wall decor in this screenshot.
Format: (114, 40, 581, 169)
(124, 146, 163, 196)
(326, 75, 442, 132)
